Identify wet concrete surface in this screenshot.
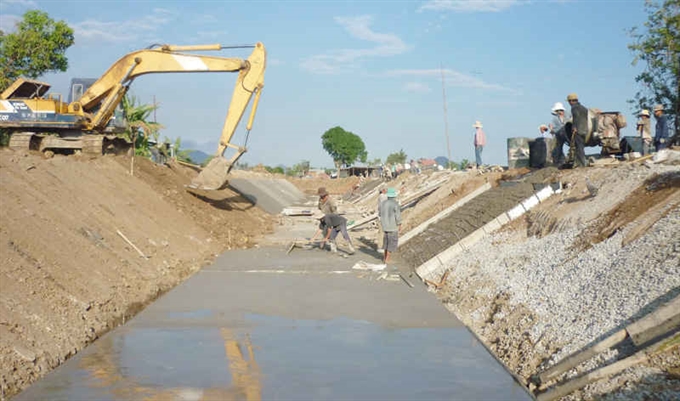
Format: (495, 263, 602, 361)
(16, 245, 533, 400)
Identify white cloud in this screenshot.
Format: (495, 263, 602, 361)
(419, 0, 528, 13)
(1, 0, 38, 7)
(72, 8, 175, 43)
(386, 69, 516, 92)
(0, 14, 20, 33)
(403, 82, 432, 93)
(300, 15, 409, 74)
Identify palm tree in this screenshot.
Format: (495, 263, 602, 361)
(121, 94, 162, 157)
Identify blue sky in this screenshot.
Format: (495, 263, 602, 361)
(1, 0, 648, 168)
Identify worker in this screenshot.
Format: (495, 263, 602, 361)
(317, 187, 337, 214)
(473, 121, 486, 168)
(379, 187, 401, 265)
(653, 104, 670, 151)
(541, 102, 571, 166)
(636, 109, 652, 155)
(375, 188, 388, 253)
(316, 212, 355, 254)
(566, 93, 588, 168)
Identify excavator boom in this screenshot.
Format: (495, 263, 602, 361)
(77, 42, 266, 190)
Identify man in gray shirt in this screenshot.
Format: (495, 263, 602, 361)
(378, 187, 401, 265)
(316, 212, 355, 254)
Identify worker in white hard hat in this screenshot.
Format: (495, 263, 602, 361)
(637, 109, 652, 155)
(538, 102, 572, 166)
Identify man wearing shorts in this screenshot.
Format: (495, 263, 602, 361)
(379, 187, 401, 265)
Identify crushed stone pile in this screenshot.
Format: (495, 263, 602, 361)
(433, 165, 680, 400)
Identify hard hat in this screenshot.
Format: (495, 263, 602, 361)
(472, 121, 483, 128)
(653, 104, 664, 112)
(386, 187, 398, 198)
(551, 102, 565, 113)
(639, 109, 650, 117)
(566, 93, 578, 101)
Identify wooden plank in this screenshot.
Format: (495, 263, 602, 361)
(538, 294, 680, 386)
(537, 329, 627, 384)
(627, 294, 680, 347)
(537, 350, 647, 401)
(537, 332, 679, 401)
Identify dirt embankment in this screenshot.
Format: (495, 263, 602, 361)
(0, 150, 272, 398)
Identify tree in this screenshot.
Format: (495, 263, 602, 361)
(385, 149, 407, 165)
(628, 0, 679, 135)
(321, 126, 367, 169)
(0, 10, 74, 91)
(121, 94, 162, 157)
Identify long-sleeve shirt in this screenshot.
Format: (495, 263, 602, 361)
(571, 102, 589, 137)
(550, 112, 571, 135)
(474, 128, 486, 147)
(376, 193, 387, 215)
(378, 198, 401, 232)
(318, 197, 337, 214)
(655, 115, 669, 142)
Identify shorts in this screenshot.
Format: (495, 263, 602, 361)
(383, 231, 399, 252)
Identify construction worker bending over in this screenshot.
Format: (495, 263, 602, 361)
(313, 212, 355, 254)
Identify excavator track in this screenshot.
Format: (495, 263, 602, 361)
(81, 135, 132, 156)
(8, 132, 39, 151)
(81, 135, 105, 156)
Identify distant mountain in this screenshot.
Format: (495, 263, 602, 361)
(187, 150, 210, 165)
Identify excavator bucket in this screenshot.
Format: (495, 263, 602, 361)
(187, 157, 232, 190)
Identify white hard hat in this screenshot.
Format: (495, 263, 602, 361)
(551, 102, 565, 113)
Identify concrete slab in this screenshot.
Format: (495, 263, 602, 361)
(229, 178, 306, 214)
(16, 245, 532, 401)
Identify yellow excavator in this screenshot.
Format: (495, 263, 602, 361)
(0, 42, 266, 190)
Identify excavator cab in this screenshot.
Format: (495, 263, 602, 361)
(69, 78, 126, 133)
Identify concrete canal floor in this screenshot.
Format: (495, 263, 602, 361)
(16, 239, 532, 400)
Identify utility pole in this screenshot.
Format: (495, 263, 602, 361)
(153, 95, 157, 123)
(440, 64, 452, 168)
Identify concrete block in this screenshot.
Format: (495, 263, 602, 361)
(495, 213, 510, 226)
(434, 243, 464, 266)
(521, 194, 540, 211)
(507, 204, 526, 220)
(458, 228, 486, 250)
(482, 218, 502, 234)
(416, 257, 444, 280)
(535, 186, 554, 202)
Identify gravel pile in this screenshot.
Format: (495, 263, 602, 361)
(431, 165, 680, 400)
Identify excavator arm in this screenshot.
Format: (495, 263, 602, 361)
(73, 42, 266, 190)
